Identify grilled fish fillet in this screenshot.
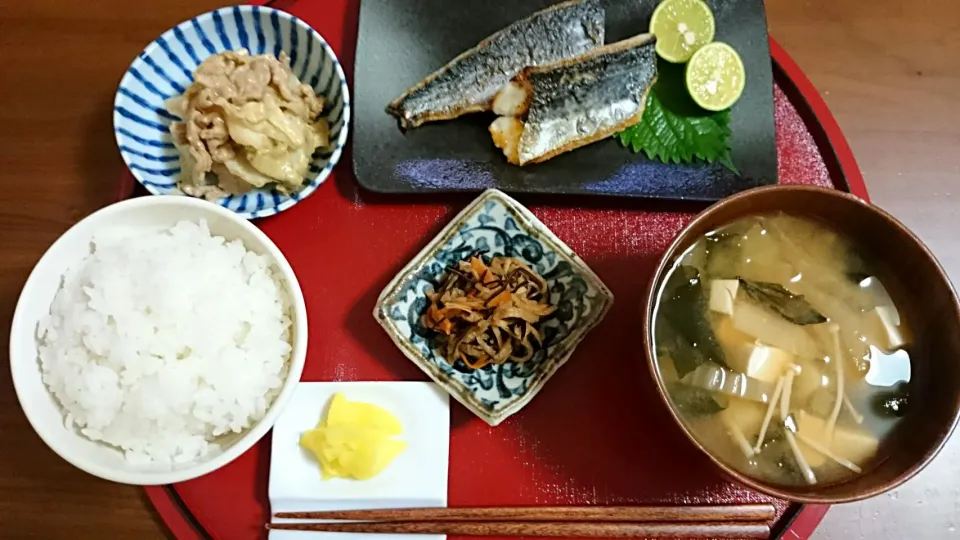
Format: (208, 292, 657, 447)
(489, 33, 658, 166)
(386, 0, 604, 130)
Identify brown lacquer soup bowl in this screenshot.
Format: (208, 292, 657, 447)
(642, 185, 960, 503)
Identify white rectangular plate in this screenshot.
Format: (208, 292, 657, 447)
(269, 381, 450, 540)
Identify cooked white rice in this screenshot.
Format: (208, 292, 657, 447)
(38, 219, 292, 465)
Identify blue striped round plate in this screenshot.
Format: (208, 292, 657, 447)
(114, 5, 350, 219)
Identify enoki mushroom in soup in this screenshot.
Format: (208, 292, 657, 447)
(423, 255, 556, 370)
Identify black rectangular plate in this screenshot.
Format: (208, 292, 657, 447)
(353, 0, 776, 201)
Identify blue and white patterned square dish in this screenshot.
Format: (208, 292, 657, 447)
(113, 6, 349, 219)
(374, 189, 614, 426)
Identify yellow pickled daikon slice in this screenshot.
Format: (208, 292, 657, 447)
(299, 392, 406, 481)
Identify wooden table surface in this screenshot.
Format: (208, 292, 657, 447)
(0, 0, 957, 538)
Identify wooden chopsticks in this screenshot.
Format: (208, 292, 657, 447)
(267, 504, 775, 538)
(275, 504, 775, 523)
(267, 520, 770, 538)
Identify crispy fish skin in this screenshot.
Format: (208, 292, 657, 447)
(386, 0, 604, 130)
(490, 33, 658, 166)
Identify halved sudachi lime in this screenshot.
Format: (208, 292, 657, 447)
(685, 42, 746, 111)
(649, 0, 716, 63)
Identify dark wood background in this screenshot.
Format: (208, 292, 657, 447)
(1, 0, 957, 537)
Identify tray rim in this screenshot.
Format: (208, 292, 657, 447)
(120, 36, 867, 540)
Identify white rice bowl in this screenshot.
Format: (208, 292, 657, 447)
(10, 196, 307, 485)
(38, 220, 291, 465)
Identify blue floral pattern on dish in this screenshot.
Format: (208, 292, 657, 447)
(374, 190, 613, 426)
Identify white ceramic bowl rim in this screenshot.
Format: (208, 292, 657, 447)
(9, 196, 308, 485)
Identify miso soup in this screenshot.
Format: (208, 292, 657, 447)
(653, 212, 913, 487)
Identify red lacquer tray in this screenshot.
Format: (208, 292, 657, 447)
(117, 2, 868, 538)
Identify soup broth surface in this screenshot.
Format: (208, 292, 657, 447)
(653, 212, 912, 487)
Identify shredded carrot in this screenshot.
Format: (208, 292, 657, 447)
(435, 319, 454, 335)
(487, 290, 512, 308)
(470, 257, 488, 278)
(465, 354, 491, 369)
